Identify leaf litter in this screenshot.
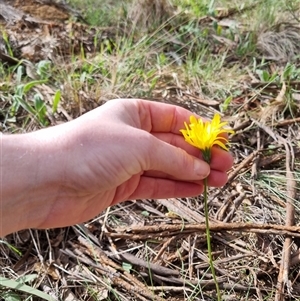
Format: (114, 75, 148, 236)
(0, 0, 300, 300)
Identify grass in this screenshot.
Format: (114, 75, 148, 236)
(68, 0, 131, 26)
(1, 0, 300, 300)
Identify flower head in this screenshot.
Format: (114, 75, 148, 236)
(180, 114, 234, 162)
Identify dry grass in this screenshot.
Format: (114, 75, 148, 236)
(1, 0, 300, 300)
(257, 24, 300, 61)
(129, 0, 173, 30)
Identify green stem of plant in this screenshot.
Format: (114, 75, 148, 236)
(204, 177, 221, 301)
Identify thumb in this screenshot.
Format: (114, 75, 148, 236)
(146, 138, 210, 180)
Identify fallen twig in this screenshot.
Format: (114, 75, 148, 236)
(226, 151, 259, 187)
(78, 236, 166, 301)
(250, 118, 297, 301)
(274, 134, 296, 301)
(107, 222, 300, 239)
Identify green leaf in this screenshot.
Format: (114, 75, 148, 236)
(80, 71, 87, 84)
(216, 25, 222, 36)
(0, 240, 22, 256)
(16, 66, 24, 84)
(23, 80, 47, 93)
(36, 60, 51, 80)
(33, 93, 48, 125)
(262, 70, 270, 82)
(122, 262, 132, 273)
(1, 291, 21, 301)
(52, 90, 61, 113)
(220, 95, 232, 113)
(16, 274, 38, 284)
(0, 276, 56, 301)
(14, 96, 35, 115)
(141, 211, 150, 217)
(2, 30, 14, 57)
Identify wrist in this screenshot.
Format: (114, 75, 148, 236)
(1, 128, 68, 236)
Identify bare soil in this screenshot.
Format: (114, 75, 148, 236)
(1, 1, 300, 301)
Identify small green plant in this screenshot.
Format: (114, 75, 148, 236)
(173, 0, 215, 17)
(2, 30, 14, 57)
(122, 262, 133, 273)
(52, 90, 61, 114)
(68, 0, 128, 26)
(235, 31, 257, 57)
(36, 60, 52, 80)
(32, 93, 48, 126)
(0, 275, 55, 301)
(220, 95, 233, 113)
(0, 240, 22, 257)
(282, 62, 300, 81)
(255, 69, 278, 83)
(10, 81, 49, 126)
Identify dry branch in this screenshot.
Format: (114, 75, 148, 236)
(275, 136, 297, 301)
(250, 118, 297, 300)
(78, 236, 166, 301)
(107, 222, 300, 239)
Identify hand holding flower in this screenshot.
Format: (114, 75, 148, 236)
(1, 99, 233, 236)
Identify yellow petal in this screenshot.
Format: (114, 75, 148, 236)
(180, 113, 234, 152)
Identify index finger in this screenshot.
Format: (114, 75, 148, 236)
(137, 100, 197, 133)
(138, 100, 229, 139)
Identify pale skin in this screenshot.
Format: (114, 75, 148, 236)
(0, 99, 233, 237)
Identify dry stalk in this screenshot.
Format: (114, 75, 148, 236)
(108, 222, 300, 239)
(257, 24, 300, 62)
(129, 0, 173, 31)
(78, 236, 166, 301)
(250, 118, 297, 300)
(274, 135, 296, 301)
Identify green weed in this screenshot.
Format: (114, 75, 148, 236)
(0, 275, 55, 301)
(10, 75, 48, 126)
(68, 0, 129, 26)
(1, 0, 300, 300)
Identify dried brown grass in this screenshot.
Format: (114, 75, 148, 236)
(257, 23, 300, 62)
(1, 1, 300, 300)
(129, 0, 174, 31)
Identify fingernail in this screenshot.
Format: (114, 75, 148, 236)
(194, 159, 209, 179)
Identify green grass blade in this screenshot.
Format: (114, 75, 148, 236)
(52, 90, 61, 113)
(0, 240, 22, 256)
(23, 80, 47, 93)
(0, 276, 56, 301)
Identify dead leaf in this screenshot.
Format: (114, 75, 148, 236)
(33, 262, 60, 281)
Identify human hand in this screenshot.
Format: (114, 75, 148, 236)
(1, 99, 233, 234)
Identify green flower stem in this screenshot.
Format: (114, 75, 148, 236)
(204, 177, 221, 301)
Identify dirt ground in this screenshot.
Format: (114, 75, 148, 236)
(1, 1, 300, 301)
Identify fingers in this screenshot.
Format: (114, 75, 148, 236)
(136, 100, 201, 133)
(141, 133, 233, 188)
(152, 133, 234, 174)
(210, 147, 234, 172)
(207, 170, 228, 187)
(153, 134, 234, 173)
(153, 132, 201, 157)
(84, 98, 202, 135)
(146, 137, 210, 181)
(122, 177, 204, 203)
(144, 169, 228, 188)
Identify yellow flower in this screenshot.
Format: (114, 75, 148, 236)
(180, 114, 234, 162)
